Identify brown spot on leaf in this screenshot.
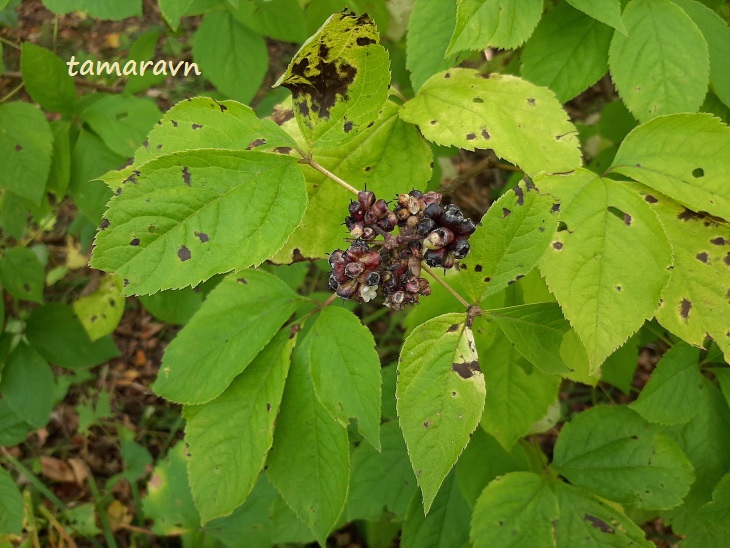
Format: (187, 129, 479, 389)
(475, 265, 483, 272)
(484, 277, 491, 282)
(430, 120, 437, 125)
(343, 120, 353, 133)
(171, 120, 178, 127)
(142, 139, 149, 148)
(284, 52, 357, 119)
(551, 203, 560, 213)
(182, 166, 191, 186)
(124, 279, 129, 286)
(178, 245, 191, 261)
(616, 285, 622, 292)
(266, 403, 272, 412)
(100, 218, 110, 230)
(237, 278, 248, 284)
(696, 252, 709, 263)
(473, 97, 484, 104)
(115, 187, 123, 196)
(711, 237, 725, 245)
(466, 133, 476, 140)
(481, 129, 490, 139)
(271, 107, 294, 125)
(289, 324, 301, 339)
(448, 324, 460, 332)
(130, 238, 140, 246)
(23, 283, 30, 292)
(246, 138, 266, 150)
(156, 144, 163, 150)
(645, 195, 658, 203)
(444, 72, 451, 78)
(502, 208, 511, 217)
(274, 147, 293, 155)
(15, 144, 23, 152)
(553, 242, 563, 250)
(194, 231, 209, 243)
(584, 514, 614, 534)
(423, 421, 429, 427)
(678, 208, 700, 221)
(692, 167, 704, 178)
(452, 361, 481, 379)
(680, 298, 692, 320)
(725, 252, 730, 266)
(527, 98, 536, 106)
(514, 186, 524, 205)
(356, 36, 375, 46)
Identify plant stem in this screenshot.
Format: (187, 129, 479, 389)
(390, 87, 408, 103)
(297, 150, 359, 196)
(0, 36, 20, 49)
(0, 82, 23, 103)
(2, 71, 121, 93)
(421, 263, 470, 308)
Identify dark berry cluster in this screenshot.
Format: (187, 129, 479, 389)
(329, 189, 476, 310)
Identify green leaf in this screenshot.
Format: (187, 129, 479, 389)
(0, 399, 34, 447)
(629, 343, 704, 425)
(537, 169, 672, 369)
(41, 0, 142, 19)
(267, 333, 349, 544)
(152, 271, 302, 405)
(553, 405, 695, 510)
(231, 0, 309, 43)
(611, 113, 730, 222)
(0, 343, 54, 428)
(81, 94, 162, 158)
(397, 313, 485, 513)
(406, 0, 459, 91)
(399, 68, 582, 175)
(184, 328, 296, 523)
(68, 130, 119, 224)
(158, 0, 194, 31)
(475, 329, 560, 450)
(671, 471, 730, 548)
(672, 0, 730, 109)
(90, 150, 307, 295)
(447, 0, 543, 54)
(122, 30, 166, 95)
(608, 0, 709, 122)
(142, 443, 201, 537)
(20, 42, 76, 114)
(600, 334, 640, 394)
(73, 274, 125, 341)
(25, 303, 119, 368)
(0, 467, 23, 535)
(310, 307, 381, 450)
(274, 10, 390, 148)
(0, 102, 53, 205)
(455, 428, 531, 508)
(565, 0, 627, 33)
(460, 178, 557, 303)
(627, 186, 730, 362)
(485, 303, 571, 375)
(139, 288, 203, 325)
(552, 481, 651, 546)
(401, 471, 471, 548)
(346, 420, 417, 521)
(0, 247, 44, 303)
(272, 100, 431, 262)
(521, 3, 613, 103)
(47, 120, 72, 197)
(132, 97, 296, 168)
(470, 472, 558, 547)
(193, 11, 268, 104)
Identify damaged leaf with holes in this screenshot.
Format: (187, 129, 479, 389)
(538, 169, 673, 370)
(628, 183, 730, 362)
(90, 149, 307, 295)
(397, 313, 485, 513)
(459, 177, 558, 303)
(274, 9, 390, 148)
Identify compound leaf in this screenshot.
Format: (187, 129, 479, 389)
(521, 3, 613, 103)
(400, 68, 582, 175)
(267, 333, 349, 544)
(611, 113, 730, 221)
(397, 313, 485, 513)
(630, 343, 704, 425)
(274, 10, 390, 148)
(310, 306, 381, 450)
(538, 169, 672, 369)
(152, 271, 302, 405)
(91, 149, 307, 295)
(447, 0, 543, 54)
(184, 328, 296, 523)
(470, 472, 558, 547)
(0, 102, 53, 205)
(272, 100, 431, 262)
(460, 178, 557, 303)
(553, 405, 695, 510)
(608, 0, 709, 122)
